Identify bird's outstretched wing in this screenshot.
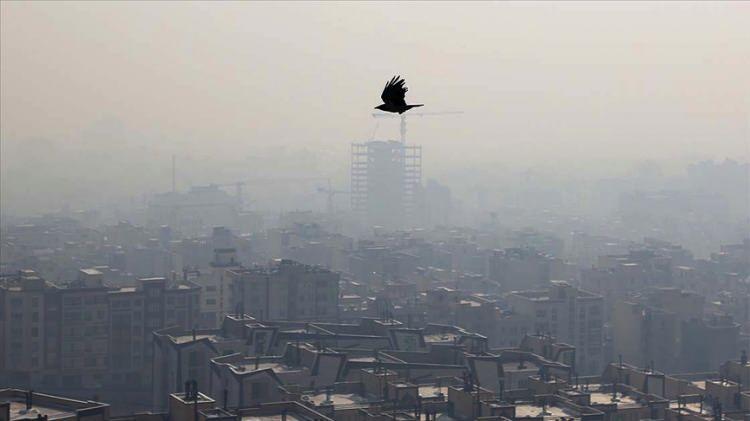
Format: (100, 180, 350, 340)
(381, 75, 408, 107)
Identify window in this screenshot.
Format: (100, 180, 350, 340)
(31, 327, 39, 337)
(206, 299, 216, 305)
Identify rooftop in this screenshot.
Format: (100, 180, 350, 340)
(515, 403, 580, 420)
(0, 389, 108, 421)
(303, 392, 373, 409)
(6, 401, 75, 420)
(418, 385, 448, 398)
(231, 360, 302, 375)
(589, 391, 642, 409)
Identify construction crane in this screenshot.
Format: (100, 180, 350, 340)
(211, 177, 332, 210)
(316, 180, 350, 214)
(371, 111, 464, 144)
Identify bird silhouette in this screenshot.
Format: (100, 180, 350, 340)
(375, 76, 423, 114)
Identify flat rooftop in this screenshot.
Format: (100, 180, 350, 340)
(171, 392, 214, 405)
(304, 392, 372, 408)
(171, 333, 219, 344)
(232, 361, 302, 375)
(503, 361, 539, 372)
(459, 299, 482, 307)
(7, 402, 75, 420)
(347, 357, 377, 363)
(669, 401, 714, 417)
(590, 391, 641, 409)
(424, 333, 459, 343)
(515, 403, 579, 420)
(418, 385, 448, 398)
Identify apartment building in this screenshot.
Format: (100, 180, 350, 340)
(228, 259, 339, 322)
(489, 248, 569, 292)
(506, 281, 604, 374)
(0, 269, 200, 392)
(187, 248, 242, 329)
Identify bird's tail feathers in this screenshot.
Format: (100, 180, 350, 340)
(410, 104, 424, 108)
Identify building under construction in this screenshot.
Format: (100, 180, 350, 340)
(351, 140, 422, 230)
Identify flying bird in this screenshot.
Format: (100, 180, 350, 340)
(375, 76, 423, 114)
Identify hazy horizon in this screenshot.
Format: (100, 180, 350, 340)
(1, 1, 749, 215)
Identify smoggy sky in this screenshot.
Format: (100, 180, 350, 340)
(1, 1, 749, 212)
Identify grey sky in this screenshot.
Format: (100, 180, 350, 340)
(1, 2, 748, 213)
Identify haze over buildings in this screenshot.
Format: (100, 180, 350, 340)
(1, 1, 748, 216)
(1, 2, 749, 421)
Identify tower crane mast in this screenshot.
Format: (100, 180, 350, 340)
(371, 111, 464, 144)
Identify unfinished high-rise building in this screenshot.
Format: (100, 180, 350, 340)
(351, 140, 422, 230)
